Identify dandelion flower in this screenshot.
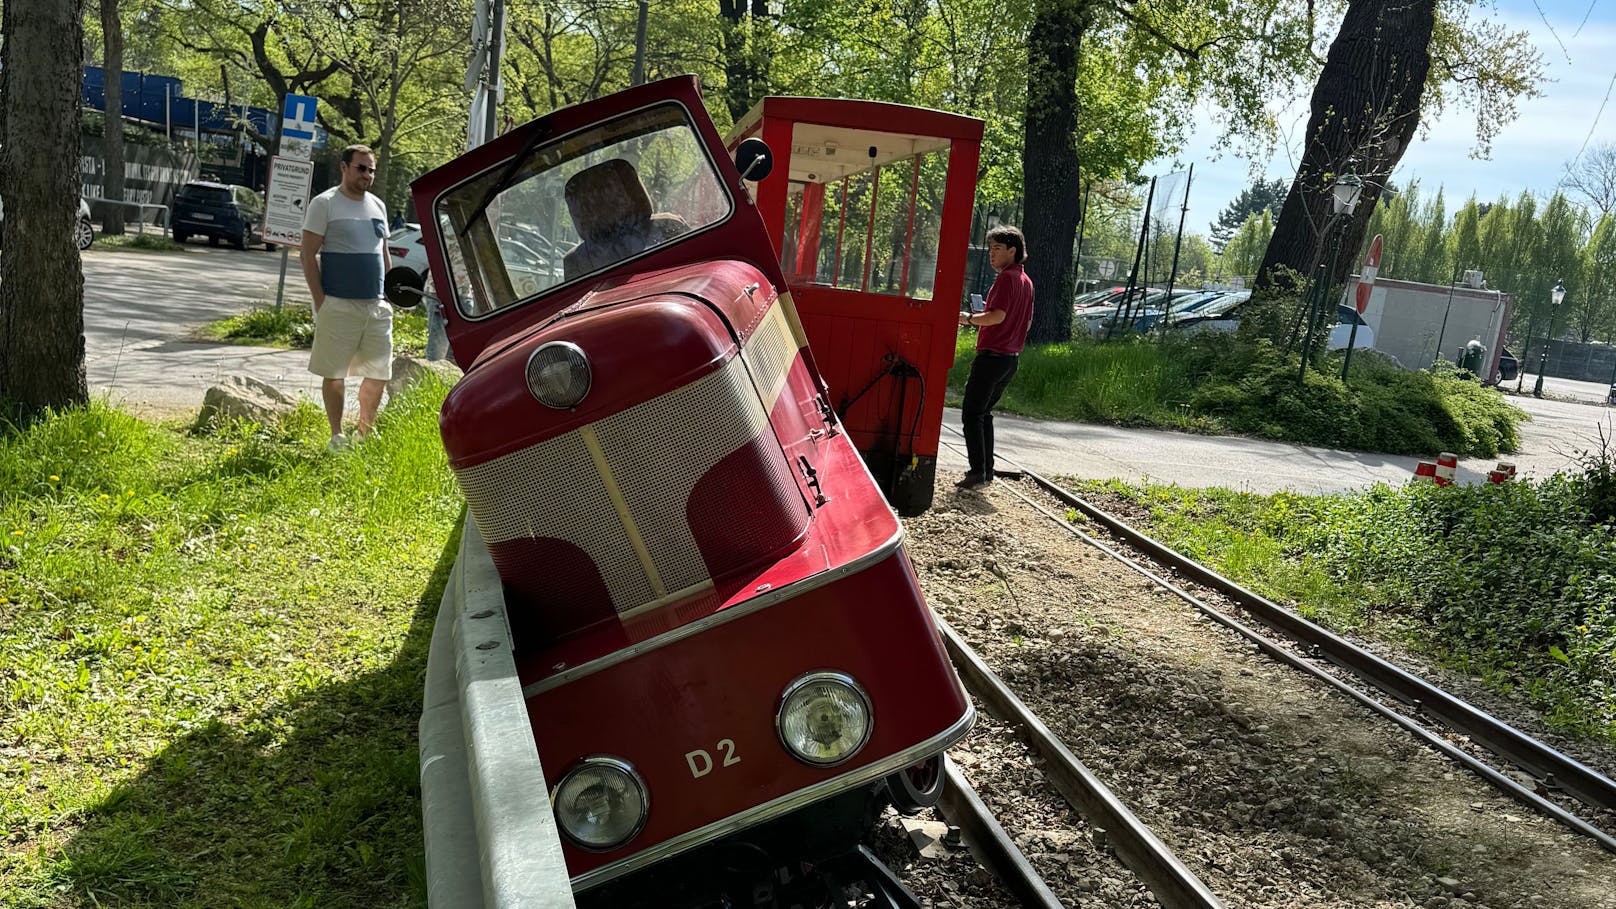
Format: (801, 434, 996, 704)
(9, 530, 21, 537)
(98, 494, 110, 501)
(48, 475, 59, 482)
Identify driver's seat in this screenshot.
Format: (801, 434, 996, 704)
(563, 159, 689, 280)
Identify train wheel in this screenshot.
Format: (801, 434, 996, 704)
(884, 754, 944, 815)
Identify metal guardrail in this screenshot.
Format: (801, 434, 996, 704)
(418, 519, 577, 908)
(83, 196, 171, 238)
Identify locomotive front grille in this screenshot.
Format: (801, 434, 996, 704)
(454, 321, 809, 624)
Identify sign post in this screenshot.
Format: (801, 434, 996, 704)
(1342, 233, 1383, 380)
(270, 94, 319, 311)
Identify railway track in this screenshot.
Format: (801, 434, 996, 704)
(891, 434, 1616, 907)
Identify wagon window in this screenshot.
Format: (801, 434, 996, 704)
(435, 103, 733, 317)
(780, 125, 950, 300)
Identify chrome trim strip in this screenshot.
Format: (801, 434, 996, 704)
(521, 524, 905, 698)
(572, 704, 976, 892)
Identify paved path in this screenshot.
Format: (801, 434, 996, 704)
(83, 246, 1615, 492)
(85, 244, 335, 417)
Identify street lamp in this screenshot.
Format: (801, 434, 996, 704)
(1299, 172, 1364, 382)
(1533, 280, 1566, 398)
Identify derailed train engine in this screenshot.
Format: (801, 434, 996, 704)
(401, 77, 974, 904)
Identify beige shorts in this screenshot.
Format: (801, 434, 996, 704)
(308, 296, 393, 380)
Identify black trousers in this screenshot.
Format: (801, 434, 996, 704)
(960, 352, 1019, 477)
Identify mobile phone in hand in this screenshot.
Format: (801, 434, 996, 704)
(969, 293, 985, 313)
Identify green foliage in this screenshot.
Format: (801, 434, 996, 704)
(92, 233, 185, 252)
(1209, 177, 1286, 252)
(202, 305, 428, 357)
(1086, 466, 1616, 741)
(1217, 210, 1273, 282)
(950, 330, 1525, 457)
(0, 384, 461, 905)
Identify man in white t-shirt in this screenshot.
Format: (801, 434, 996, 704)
(300, 144, 393, 451)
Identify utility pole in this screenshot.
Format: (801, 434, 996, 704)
(632, 0, 650, 86)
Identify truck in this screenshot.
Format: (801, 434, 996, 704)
(1342, 271, 1515, 384)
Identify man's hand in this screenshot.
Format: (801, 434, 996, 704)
(958, 311, 972, 326)
(300, 230, 325, 311)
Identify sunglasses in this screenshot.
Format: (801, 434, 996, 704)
(347, 163, 376, 174)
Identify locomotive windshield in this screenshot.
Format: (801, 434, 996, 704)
(434, 102, 734, 317)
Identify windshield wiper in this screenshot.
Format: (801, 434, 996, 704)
(458, 125, 550, 238)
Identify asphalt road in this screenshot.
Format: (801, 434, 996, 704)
(82, 245, 1615, 492)
(84, 242, 323, 417)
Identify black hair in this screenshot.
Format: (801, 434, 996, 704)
(986, 225, 1025, 264)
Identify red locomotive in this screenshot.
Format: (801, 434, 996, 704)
(397, 77, 975, 905)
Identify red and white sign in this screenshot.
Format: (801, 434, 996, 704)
(1356, 233, 1383, 314)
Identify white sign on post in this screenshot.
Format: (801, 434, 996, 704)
(280, 94, 319, 161)
(264, 156, 314, 247)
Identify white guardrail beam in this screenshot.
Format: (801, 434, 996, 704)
(419, 518, 577, 908)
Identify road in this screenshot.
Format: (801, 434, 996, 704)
(84, 243, 324, 417)
(81, 246, 1614, 492)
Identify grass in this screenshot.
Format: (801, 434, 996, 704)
(949, 331, 1527, 457)
(1072, 465, 1616, 743)
(0, 380, 462, 907)
(200, 303, 429, 358)
(92, 234, 186, 253)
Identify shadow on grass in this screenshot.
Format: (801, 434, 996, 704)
(43, 522, 465, 909)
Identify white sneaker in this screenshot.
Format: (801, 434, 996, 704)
(327, 434, 349, 452)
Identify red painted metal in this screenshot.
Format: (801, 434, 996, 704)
(725, 96, 984, 513)
(900, 155, 920, 294)
(860, 165, 880, 292)
(409, 79, 973, 893)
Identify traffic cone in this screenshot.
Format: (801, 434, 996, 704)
(1435, 452, 1458, 487)
(1413, 461, 1437, 483)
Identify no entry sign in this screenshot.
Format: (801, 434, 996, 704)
(1356, 234, 1384, 314)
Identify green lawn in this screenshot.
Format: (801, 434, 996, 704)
(0, 382, 461, 907)
(200, 303, 429, 358)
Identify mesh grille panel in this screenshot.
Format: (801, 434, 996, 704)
(455, 431, 656, 610)
(595, 357, 784, 592)
(742, 303, 798, 408)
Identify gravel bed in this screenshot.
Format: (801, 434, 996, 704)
(897, 478, 1616, 909)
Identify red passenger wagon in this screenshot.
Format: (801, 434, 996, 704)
(726, 98, 984, 515)
(394, 76, 973, 907)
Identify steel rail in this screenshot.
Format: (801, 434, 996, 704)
(935, 756, 1068, 909)
(937, 432, 1616, 852)
(939, 620, 1226, 909)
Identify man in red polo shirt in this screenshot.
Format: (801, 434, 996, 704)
(957, 225, 1034, 488)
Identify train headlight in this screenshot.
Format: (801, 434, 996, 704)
(552, 757, 648, 850)
(526, 341, 591, 409)
(777, 672, 873, 766)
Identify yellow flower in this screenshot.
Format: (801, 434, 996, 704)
(98, 494, 110, 501)
(9, 530, 21, 537)
(0, 597, 8, 605)
(73, 586, 83, 595)
(1578, 625, 1590, 634)
(48, 475, 59, 482)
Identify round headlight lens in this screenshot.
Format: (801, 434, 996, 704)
(552, 757, 648, 851)
(777, 672, 873, 766)
(526, 341, 591, 409)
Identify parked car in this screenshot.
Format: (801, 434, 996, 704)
(171, 181, 272, 250)
(389, 221, 561, 294)
(1495, 346, 1519, 383)
(1188, 300, 1374, 351)
(0, 197, 94, 251)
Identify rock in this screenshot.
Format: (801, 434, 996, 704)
(899, 817, 953, 860)
(193, 376, 298, 431)
(1435, 876, 1463, 892)
(388, 354, 462, 399)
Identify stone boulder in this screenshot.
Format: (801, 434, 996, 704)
(388, 355, 463, 400)
(193, 376, 300, 432)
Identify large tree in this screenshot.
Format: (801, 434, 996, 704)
(1565, 142, 1616, 217)
(1021, 0, 1094, 344)
(1256, 0, 1436, 291)
(1209, 178, 1285, 252)
(1, 0, 89, 413)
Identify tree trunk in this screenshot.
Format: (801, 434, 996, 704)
(101, 0, 126, 234)
(1, 0, 89, 413)
(1256, 0, 1434, 292)
(1022, 0, 1093, 344)
(718, 0, 769, 123)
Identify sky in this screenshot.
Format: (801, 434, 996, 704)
(1153, 0, 1616, 236)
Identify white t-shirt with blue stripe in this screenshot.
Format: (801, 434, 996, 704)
(303, 186, 388, 299)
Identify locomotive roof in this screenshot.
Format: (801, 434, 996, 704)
(728, 95, 984, 185)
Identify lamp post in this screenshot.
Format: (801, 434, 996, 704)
(1299, 172, 1364, 383)
(1533, 280, 1566, 398)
